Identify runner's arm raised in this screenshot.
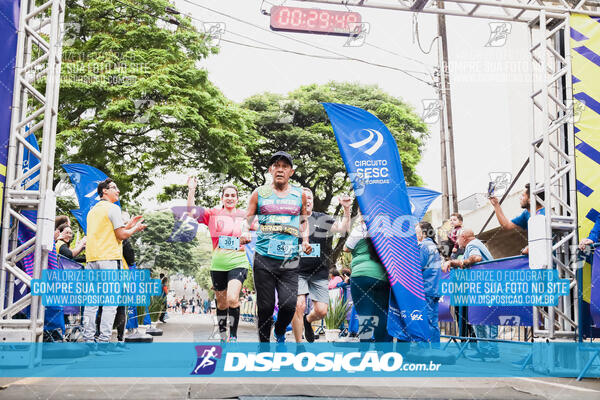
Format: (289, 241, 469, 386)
(489, 196, 517, 230)
(187, 176, 197, 215)
(330, 194, 352, 234)
(300, 191, 312, 255)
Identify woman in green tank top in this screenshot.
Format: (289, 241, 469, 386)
(344, 222, 392, 342)
(187, 177, 250, 343)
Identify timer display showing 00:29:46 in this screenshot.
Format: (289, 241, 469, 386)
(270, 6, 362, 35)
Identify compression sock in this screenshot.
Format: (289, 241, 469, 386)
(216, 308, 228, 340)
(228, 306, 240, 338)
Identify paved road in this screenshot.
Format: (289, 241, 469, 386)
(1, 313, 599, 399)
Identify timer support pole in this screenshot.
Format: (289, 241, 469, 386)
(438, 1, 459, 214)
(436, 67, 450, 221)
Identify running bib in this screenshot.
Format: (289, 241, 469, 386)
(267, 239, 296, 257)
(300, 243, 320, 258)
(218, 236, 240, 250)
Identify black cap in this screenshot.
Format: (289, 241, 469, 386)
(268, 151, 293, 167)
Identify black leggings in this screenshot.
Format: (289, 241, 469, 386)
(253, 253, 299, 342)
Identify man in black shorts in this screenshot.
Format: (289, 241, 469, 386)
(292, 188, 352, 342)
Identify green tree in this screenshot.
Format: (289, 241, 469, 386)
(191, 233, 213, 270)
(133, 211, 199, 275)
(56, 0, 255, 201)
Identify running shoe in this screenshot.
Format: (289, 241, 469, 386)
(464, 350, 487, 361)
(93, 343, 112, 356)
(465, 350, 500, 362)
(483, 353, 501, 363)
(303, 314, 315, 343)
(228, 337, 237, 343)
(274, 331, 286, 343)
(112, 342, 130, 352)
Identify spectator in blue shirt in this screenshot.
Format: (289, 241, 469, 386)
(442, 229, 493, 272)
(579, 214, 600, 250)
(442, 229, 499, 361)
(416, 221, 442, 346)
(489, 183, 545, 254)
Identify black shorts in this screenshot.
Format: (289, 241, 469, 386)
(210, 268, 248, 291)
(253, 252, 300, 271)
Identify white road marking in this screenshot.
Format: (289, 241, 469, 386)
(516, 377, 600, 393)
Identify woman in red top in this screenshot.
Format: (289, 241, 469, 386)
(187, 177, 253, 343)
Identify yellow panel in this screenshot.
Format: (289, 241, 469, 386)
(572, 14, 600, 303)
(571, 14, 600, 41)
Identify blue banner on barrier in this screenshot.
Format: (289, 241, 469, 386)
(323, 103, 430, 341)
(58, 256, 84, 315)
(31, 269, 160, 306)
(23, 129, 40, 190)
(438, 272, 454, 322)
(466, 256, 533, 326)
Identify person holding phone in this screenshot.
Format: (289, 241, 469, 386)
(489, 183, 545, 254)
(187, 178, 253, 343)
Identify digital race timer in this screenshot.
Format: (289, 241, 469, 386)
(270, 6, 362, 36)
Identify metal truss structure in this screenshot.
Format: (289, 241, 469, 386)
(296, 0, 600, 22)
(295, 0, 600, 341)
(0, 0, 65, 343)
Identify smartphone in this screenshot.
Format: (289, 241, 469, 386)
(487, 181, 496, 197)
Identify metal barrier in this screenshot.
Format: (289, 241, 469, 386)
(440, 320, 532, 342)
(240, 299, 257, 323)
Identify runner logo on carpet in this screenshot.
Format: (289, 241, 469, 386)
(191, 345, 222, 375)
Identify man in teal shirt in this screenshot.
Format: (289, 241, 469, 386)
(241, 151, 311, 343)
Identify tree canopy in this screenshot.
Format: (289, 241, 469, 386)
(57, 0, 255, 202)
(239, 82, 428, 212)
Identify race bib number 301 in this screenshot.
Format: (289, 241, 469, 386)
(218, 236, 240, 250)
(268, 239, 296, 257)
